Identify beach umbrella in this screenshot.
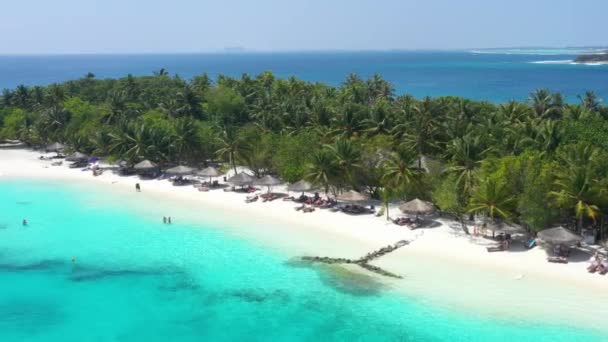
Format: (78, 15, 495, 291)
(165, 165, 194, 176)
(65, 152, 88, 162)
(227, 172, 255, 186)
(399, 198, 436, 215)
(287, 180, 315, 193)
(336, 190, 370, 202)
(198, 166, 222, 178)
(134, 160, 158, 171)
(537, 226, 582, 246)
(485, 221, 523, 238)
(255, 175, 282, 193)
(46, 142, 65, 152)
(197, 166, 223, 183)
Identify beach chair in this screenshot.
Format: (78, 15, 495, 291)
(547, 256, 568, 264)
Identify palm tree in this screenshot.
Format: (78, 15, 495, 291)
(215, 127, 248, 175)
(468, 177, 515, 223)
(551, 166, 601, 231)
(396, 97, 440, 166)
(578, 91, 601, 112)
(445, 134, 491, 196)
(381, 148, 419, 192)
(325, 138, 361, 186)
(305, 149, 338, 194)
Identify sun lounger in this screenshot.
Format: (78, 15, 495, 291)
(245, 195, 258, 203)
(547, 256, 568, 264)
(295, 204, 305, 211)
(303, 206, 315, 213)
(486, 245, 505, 252)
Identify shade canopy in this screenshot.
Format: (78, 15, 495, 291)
(134, 160, 158, 170)
(46, 142, 65, 152)
(65, 152, 88, 162)
(486, 221, 523, 234)
(227, 172, 255, 186)
(165, 165, 194, 176)
(399, 198, 436, 215)
(198, 166, 222, 177)
(537, 227, 582, 246)
(336, 190, 370, 202)
(287, 180, 315, 192)
(255, 175, 282, 187)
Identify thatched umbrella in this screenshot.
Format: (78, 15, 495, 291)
(255, 175, 282, 193)
(134, 160, 158, 171)
(287, 180, 315, 193)
(399, 198, 435, 215)
(336, 190, 370, 202)
(198, 166, 222, 183)
(65, 152, 88, 162)
(165, 165, 194, 176)
(227, 172, 255, 187)
(486, 221, 523, 234)
(537, 226, 582, 247)
(46, 142, 65, 152)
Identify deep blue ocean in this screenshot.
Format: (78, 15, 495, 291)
(1, 50, 607, 103)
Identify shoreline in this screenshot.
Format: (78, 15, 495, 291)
(1, 148, 607, 330)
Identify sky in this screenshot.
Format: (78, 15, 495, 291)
(0, 0, 605, 54)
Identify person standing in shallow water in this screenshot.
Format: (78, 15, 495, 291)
(22, 219, 28, 226)
(135, 183, 141, 192)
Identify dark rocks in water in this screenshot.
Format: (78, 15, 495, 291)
(0, 259, 67, 272)
(0, 299, 64, 333)
(69, 264, 184, 282)
(224, 288, 290, 304)
(299, 240, 410, 279)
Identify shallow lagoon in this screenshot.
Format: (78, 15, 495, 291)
(0, 180, 605, 341)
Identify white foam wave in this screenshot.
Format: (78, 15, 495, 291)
(530, 60, 573, 64)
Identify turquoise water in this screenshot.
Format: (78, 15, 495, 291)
(1, 50, 607, 103)
(0, 180, 605, 341)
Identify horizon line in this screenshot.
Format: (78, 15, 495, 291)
(0, 45, 606, 57)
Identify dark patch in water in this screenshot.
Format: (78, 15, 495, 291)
(0, 299, 64, 333)
(316, 264, 385, 297)
(227, 288, 290, 304)
(158, 273, 200, 292)
(69, 264, 184, 282)
(0, 224, 7, 229)
(0, 259, 67, 273)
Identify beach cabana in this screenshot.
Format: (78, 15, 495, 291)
(537, 226, 582, 247)
(65, 152, 88, 162)
(485, 221, 523, 238)
(255, 175, 282, 193)
(165, 165, 194, 176)
(198, 167, 222, 183)
(46, 142, 65, 153)
(287, 180, 315, 193)
(227, 172, 255, 187)
(399, 198, 436, 216)
(134, 160, 160, 177)
(336, 190, 370, 202)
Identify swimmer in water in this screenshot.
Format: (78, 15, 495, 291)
(168, 217, 172, 224)
(22, 219, 28, 226)
(71, 257, 76, 263)
(163, 216, 167, 224)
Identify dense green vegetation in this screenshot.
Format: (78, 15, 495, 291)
(1, 72, 607, 239)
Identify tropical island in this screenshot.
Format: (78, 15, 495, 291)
(1, 71, 607, 241)
(574, 51, 608, 63)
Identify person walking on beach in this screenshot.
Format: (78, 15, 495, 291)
(163, 216, 167, 224)
(135, 183, 141, 192)
(167, 217, 172, 224)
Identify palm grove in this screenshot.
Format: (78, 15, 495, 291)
(1, 71, 607, 239)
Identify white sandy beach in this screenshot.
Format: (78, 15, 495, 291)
(1, 148, 607, 329)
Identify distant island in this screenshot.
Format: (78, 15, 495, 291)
(574, 51, 608, 64)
